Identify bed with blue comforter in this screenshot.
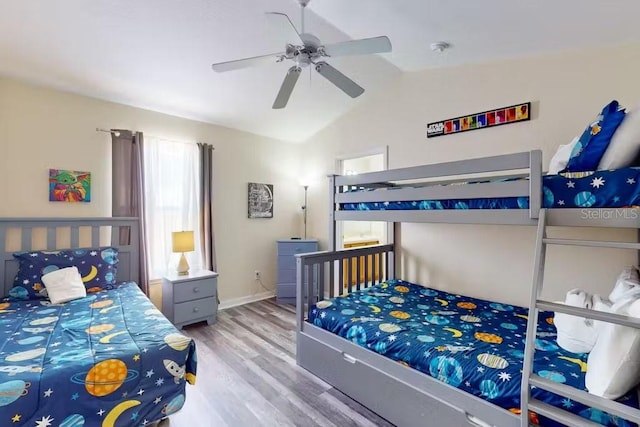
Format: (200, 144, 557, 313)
(308, 280, 639, 426)
(0, 282, 196, 426)
(341, 167, 640, 211)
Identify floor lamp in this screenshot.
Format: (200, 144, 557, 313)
(302, 185, 309, 239)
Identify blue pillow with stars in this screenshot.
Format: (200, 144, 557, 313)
(10, 247, 119, 300)
(564, 100, 626, 172)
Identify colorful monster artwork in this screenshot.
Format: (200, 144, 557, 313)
(49, 169, 91, 202)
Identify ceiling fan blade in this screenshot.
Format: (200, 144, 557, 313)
(273, 66, 302, 109)
(322, 36, 392, 57)
(266, 12, 304, 45)
(315, 62, 364, 98)
(211, 52, 284, 73)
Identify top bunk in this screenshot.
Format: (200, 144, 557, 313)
(331, 150, 640, 228)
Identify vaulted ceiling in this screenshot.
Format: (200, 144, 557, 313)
(1, 1, 640, 142)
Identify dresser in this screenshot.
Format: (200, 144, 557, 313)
(162, 269, 218, 329)
(277, 239, 318, 304)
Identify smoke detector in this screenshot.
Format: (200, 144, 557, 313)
(430, 42, 450, 52)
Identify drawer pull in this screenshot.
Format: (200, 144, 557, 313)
(342, 353, 357, 364)
(193, 307, 199, 313)
(193, 287, 200, 293)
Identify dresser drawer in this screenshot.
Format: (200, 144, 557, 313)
(278, 241, 318, 256)
(277, 268, 296, 284)
(174, 298, 216, 324)
(174, 278, 216, 303)
(277, 255, 297, 272)
(277, 283, 296, 298)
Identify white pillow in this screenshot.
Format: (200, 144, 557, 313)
(548, 137, 579, 174)
(609, 266, 640, 303)
(554, 289, 597, 353)
(598, 106, 640, 169)
(586, 292, 640, 399)
(41, 266, 87, 304)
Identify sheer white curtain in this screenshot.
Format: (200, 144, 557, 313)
(143, 138, 202, 279)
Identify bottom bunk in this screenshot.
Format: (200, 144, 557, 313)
(301, 279, 638, 427)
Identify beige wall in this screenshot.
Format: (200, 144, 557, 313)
(0, 78, 303, 303)
(302, 44, 640, 306)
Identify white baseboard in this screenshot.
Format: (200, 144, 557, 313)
(218, 290, 275, 311)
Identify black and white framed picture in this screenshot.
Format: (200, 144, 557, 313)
(248, 182, 274, 218)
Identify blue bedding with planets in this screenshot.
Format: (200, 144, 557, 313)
(340, 167, 640, 211)
(308, 280, 639, 426)
(0, 282, 197, 427)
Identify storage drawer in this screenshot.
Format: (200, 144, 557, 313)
(174, 297, 216, 324)
(278, 241, 317, 256)
(277, 283, 296, 298)
(277, 267, 296, 283)
(174, 278, 216, 303)
(298, 333, 484, 427)
(277, 255, 297, 271)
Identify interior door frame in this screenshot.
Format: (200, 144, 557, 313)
(334, 146, 390, 250)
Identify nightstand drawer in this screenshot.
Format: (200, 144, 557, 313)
(174, 278, 216, 303)
(174, 298, 216, 324)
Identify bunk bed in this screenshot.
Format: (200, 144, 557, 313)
(0, 218, 196, 427)
(295, 150, 640, 427)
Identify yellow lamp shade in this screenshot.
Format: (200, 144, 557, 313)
(172, 231, 194, 253)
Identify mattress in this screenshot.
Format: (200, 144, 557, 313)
(0, 282, 196, 426)
(341, 167, 640, 211)
(308, 280, 638, 427)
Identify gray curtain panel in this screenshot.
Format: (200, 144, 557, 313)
(197, 143, 217, 273)
(112, 130, 149, 295)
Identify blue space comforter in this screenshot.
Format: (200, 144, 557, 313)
(309, 280, 638, 426)
(341, 168, 640, 211)
(0, 282, 196, 426)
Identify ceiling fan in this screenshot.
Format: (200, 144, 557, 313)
(211, 0, 392, 109)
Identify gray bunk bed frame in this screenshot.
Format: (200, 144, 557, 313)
(295, 150, 640, 427)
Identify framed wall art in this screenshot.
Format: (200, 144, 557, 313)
(427, 102, 531, 138)
(248, 182, 273, 218)
(49, 169, 91, 202)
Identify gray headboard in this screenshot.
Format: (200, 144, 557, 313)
(1, 217, 140, 298)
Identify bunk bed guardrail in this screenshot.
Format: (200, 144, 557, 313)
(295, 244, 395, 355)
(331, 150, 543, 226)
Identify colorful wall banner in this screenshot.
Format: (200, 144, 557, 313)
(427, 102, 531, 138)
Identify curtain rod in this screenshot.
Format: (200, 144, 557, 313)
(96, 128, 214, 148)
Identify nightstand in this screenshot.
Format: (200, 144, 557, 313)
(162, 269, 218, 329)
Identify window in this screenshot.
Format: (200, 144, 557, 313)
(143, 138, 202, 279)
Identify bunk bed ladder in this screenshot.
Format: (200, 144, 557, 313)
(521, 208, 640, 427)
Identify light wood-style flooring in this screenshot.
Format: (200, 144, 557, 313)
(160, 299, 394, 427)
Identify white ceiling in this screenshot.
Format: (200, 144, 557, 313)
(1, 1, 640, 142)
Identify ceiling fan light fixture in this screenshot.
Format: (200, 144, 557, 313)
(430, 41, 450, 52)
(210, 0, 391, 109)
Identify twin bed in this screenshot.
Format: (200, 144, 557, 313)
(0, 218, 196, 427)
(296, 150, 640, 427)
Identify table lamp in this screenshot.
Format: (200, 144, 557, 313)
(172, 231, 194, 275)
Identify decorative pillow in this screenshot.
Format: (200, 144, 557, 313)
(554, 289, 597, 354)
(10, 247, 119, 300)
(564, 100, 626, 172)
(548, 137, 579, 174)
(598, 105, 640, 170)
(586, 292, 640, 399)
(41, 266, 87, 304)
(609, 266, 640, 303)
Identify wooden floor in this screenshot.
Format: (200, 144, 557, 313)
(162, 298, 394, 427)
